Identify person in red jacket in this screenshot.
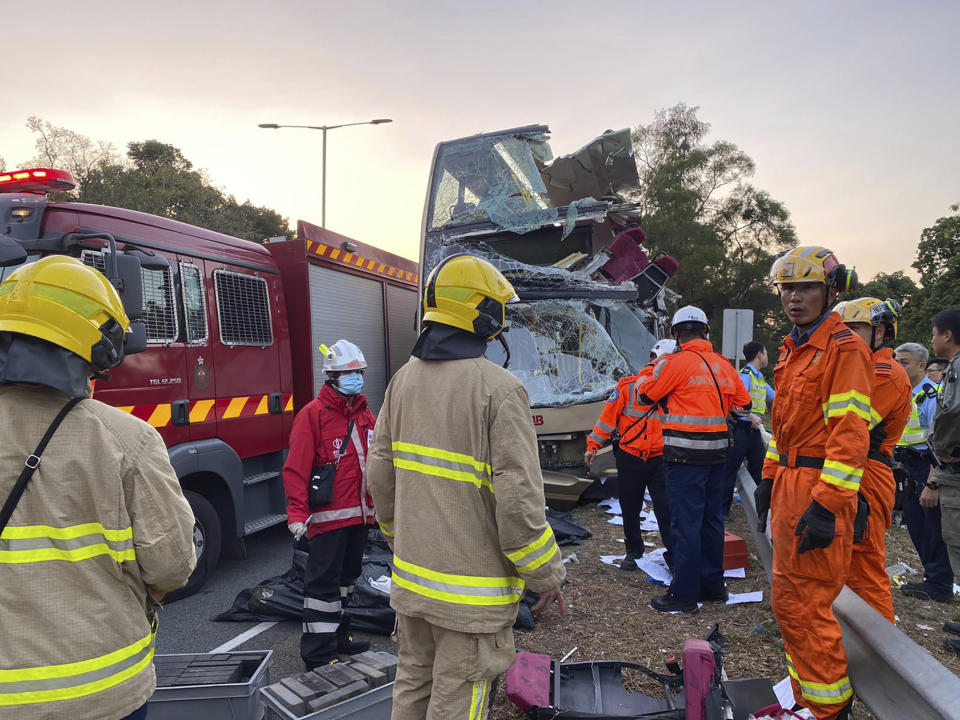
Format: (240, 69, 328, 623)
(638, 307, 751, 613)
(283, 339, 377, 669)
(585, 339, 676, 571)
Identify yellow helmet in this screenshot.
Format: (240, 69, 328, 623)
(835, 296, 901, 341)
(0, 256, 130, 371)
(769, 246, 858, 292)
(422, 254, 519, 340)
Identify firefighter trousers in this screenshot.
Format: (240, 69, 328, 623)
(613, 448, 672, 561)
(902, 459, 954, 593)
(664, 462, 725, 600)
(391, 612, 515, 720)
(771, 467, 855, 719)
(846, 460, 895, 624)
(301, 524, 367, 666)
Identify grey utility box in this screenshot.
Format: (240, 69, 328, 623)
(148, 650, 273, 720)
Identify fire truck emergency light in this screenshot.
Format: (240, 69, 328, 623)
(0, 168, 76, 194)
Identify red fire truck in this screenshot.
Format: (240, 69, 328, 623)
(0, 168, 419, 594)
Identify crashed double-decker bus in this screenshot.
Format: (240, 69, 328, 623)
(419, 125, 679, 506)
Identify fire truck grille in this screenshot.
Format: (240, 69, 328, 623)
(214, 270, 273, 347)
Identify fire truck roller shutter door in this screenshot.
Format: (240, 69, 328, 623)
(308, 264, 388, 413)
(386, 283, 419, 377)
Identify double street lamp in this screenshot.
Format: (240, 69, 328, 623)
(258, 118, 393, 228)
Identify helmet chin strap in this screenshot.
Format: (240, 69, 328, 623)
(496, 333, 511, 369)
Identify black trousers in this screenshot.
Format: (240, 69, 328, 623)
(722, 422, 764, 516)
(614, 447, 672, 561)
(301, 524, 368, 665)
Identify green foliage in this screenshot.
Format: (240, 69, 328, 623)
(899, 205, 960, 345)
(23, 119, 289, 243)
(632, 104, 797, 354)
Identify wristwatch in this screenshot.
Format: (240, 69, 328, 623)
(925, 480, 940, 490)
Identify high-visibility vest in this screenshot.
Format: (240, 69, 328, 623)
(743, 367, 768, 415)
(897, 390, 927, 447)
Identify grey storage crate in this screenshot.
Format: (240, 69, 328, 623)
(149, 650, 273, 720)
(261, 681, 392, 720)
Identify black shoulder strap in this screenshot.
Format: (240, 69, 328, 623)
(691, 351, 726, 411)
(0, 397, 83, 536)
(336, 419, 357, 463)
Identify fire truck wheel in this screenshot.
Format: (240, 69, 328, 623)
(170, 490, 222, 599)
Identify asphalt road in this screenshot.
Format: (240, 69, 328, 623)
(155, 524, 396, 683)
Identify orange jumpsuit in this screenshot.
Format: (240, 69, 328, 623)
(762, 313, 873, 719)
(846, 347, 912, 624)
(587, 364, 663, 460)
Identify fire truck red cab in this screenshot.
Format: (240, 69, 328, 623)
(0, 169, 419, 595)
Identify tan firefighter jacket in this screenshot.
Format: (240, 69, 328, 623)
(0, 385, 196, 720)
(367, 356, 566, 635)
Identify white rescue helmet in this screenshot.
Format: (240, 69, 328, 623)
(651, 339, 677, 358)
(670, 305, 709, 333)
(320, 339, 367, 372)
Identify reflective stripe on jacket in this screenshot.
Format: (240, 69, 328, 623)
(366, 356, 565, 634)
(761, 313, 874, 514)
(638, 339, 750, 465)
(867, 348, 913, 458)
(0, 385, 196, 720)
(282, 384, 376, 537)
(586, 364, 663, 459)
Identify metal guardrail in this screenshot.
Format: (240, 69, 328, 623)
(737, 467, 960, 720)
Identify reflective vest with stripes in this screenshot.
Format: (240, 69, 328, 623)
(366, 356, 566, 634)
(0, 385, 197, 720)
(638, 339, 750, 465)
(586, 364, 663, 459)
(742, 367, 768, 415)
(897, 386, 933, 447)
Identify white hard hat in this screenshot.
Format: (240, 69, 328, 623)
(651, 339, 677, 358)
(320, 340, 367, 372)
(670, 305, 709, 330)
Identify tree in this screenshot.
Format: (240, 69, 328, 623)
(26, 116, 121, 187)
(899, 204, 960, 345)
(21, 120, 289, 243)
(631, 104, 797, 355)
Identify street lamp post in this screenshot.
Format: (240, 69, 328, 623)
(258, 119, 392, 228)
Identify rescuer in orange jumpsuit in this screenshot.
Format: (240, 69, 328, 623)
(585, 339, 676, 571)
(834, 298, 913, 624)
(756, 247, 873, 720)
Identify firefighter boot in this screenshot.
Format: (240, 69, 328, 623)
(620, 553, 639, 571)
(336, 618, 370, 655)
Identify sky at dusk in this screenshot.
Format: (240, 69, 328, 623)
(3, 1, 958, 280)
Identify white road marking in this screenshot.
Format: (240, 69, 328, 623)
(210, 621, 278, 653)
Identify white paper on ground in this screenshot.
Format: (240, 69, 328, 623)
(723, 567, 746, 578)
(917, 624, 935, 630)
(773, 675, 795, 709)
(639, 506, 660, 531)
(370, 575, 391, 595)
(600, 554, 626, 566)
(607, 515, 624, 526)
(955, 583, 960, 596)
(636, 547, 673, 585)
(726, 591, 763, 605)
(598, 498, 622, 514)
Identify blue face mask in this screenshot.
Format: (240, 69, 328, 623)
(337, 372, 364, 395)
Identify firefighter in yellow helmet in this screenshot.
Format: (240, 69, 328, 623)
(0, 256, 196, 720)
(367, 254, 566, 719)
(760, 246, 873, 720)
(833, 298, 912, 624)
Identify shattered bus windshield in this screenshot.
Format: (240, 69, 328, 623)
(428, 130, 560, 232)
(484, 301, 630, 408)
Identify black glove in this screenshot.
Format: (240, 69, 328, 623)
(853, 492, 871, 544)
(794, 500, 836, 554)
(755, 478, 774, 532)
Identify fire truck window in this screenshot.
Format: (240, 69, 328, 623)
(141, 267, 179, 343)
(213, 270, 273, 347)
(82, 249, 178, 344)
(179, 262, 208, 344)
